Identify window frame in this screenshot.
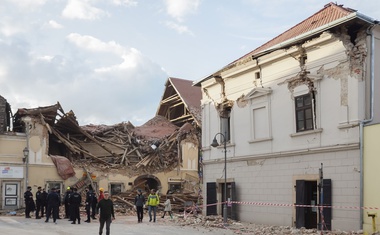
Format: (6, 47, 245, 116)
(295, 93, 315, 132)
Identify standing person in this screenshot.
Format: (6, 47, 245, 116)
(41, 188, 48, 218)
(84, 187, 94, 223)
(69, 187, 82, 224)
(134, 189, 145, 223)
(91, 188, 98, 220)
(64, 187, 72, 219)
(24, 186, 34, 218)
(161, 196, 173, 219)
(35, 186, 43, 219)
(146, 189, 159, 222)
(97, 191, 115, 235)
(98, 188, 105, 202)
(45, 187, 60, 224)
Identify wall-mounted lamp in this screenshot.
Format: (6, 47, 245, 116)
(23, 147, 29, 163)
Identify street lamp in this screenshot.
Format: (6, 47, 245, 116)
(210, 132, 228, 225)
(23, 147, 29, 187)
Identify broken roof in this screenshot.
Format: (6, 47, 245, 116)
(194, 2, 378, 86)
(156, 77, 202, 127)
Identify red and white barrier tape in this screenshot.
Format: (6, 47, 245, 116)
(229, 201, 380, 210)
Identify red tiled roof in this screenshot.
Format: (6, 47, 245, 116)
(250, 2, 355, 56)
(194, 2, 370, 85)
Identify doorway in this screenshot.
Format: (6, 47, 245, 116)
(296, 180, 318, 229)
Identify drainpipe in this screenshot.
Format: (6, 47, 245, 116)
(359, 24, 376, 229)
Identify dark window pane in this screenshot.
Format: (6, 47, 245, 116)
(297, 111, 304, 120)
(305, 109, 312, 119)
(296, 97, 304, 108)
(306, 119, 313, 130)
(298, 121, 304, 130)
(304, 95, 311, 106)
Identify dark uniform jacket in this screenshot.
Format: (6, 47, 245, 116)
(97, 199, 115, 220)
(69, 192, 82, 205)
(46, 191, 60, 207)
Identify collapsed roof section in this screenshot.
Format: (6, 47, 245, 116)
(0, 95, 13, 133)
(13, 102, 199, 177)
(156, 77, 202, 127)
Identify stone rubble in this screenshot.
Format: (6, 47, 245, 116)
(168, 215, 364, 235)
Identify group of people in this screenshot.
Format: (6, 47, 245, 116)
(24, 186, 48, 219)
(25, 186, 176, 234)
(134, 188, 173, 223)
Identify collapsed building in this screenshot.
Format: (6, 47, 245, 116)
(0, 77, 202, 211)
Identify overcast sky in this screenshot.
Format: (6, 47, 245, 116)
(1, 0, 379, 126)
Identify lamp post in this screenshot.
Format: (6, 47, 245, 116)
(23, 147, 29, 188)
(211, 132, 228, 225)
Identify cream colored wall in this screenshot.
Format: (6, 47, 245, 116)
(363, 124, 380, 233)
(0, 134, 26, 162)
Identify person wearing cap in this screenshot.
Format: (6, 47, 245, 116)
(97, 191, 115, 235)
(69, 187, 82, 224)
(146, 189, 159, 222)
(134, 189, 145, 223)
(24, 186, 34, 218)
(91, 188, 98, 220)
(45, 187, 60, 224)
(84, 186, 95, 223)
(41, 188, 48, 217)
(64, 186, 72, 219)
(35, 186, 43, 219)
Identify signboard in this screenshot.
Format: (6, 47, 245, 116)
(0, 166, 24, 178)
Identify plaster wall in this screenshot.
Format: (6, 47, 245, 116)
(203, 149, 361, 230)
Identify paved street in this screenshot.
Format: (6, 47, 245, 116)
(0, 215, 235, 235)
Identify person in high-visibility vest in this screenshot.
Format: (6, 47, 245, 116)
(146, 189, 159, 222)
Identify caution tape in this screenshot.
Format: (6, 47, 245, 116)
(229, 201, 380, 210)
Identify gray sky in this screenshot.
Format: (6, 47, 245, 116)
(1, 0, 379, 126)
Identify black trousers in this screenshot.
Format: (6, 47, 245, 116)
(91, 203, 97, 217)
(136, 206, 143, 221)
(71, 204, 80, 223)
(99, 217, 112, 235)
(25, 201, 34, 217)
(64, 202, 70, 218)
(36, 202, 42, 217)
(85, 204, 91, 220)
(46, 205, 59, 222)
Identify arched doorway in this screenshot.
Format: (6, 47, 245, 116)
(134, 175, 161, 193)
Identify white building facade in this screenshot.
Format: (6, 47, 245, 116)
(196, 3, 380, 231)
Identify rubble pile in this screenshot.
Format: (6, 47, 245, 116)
(172, 215, 364, 235)
(14, 103, 200, 177)
(111, 183, 201, 213)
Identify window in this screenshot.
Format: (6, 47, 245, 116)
(295, 93, 314, 132)
(46, 181, 63, 193)
(110, 183, 122, 195)
(220, 108, 231, 143)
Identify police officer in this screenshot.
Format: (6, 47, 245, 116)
(35, 186, 43, 219)
(45, 187, 60, 224)
(91, 188, 97, 220)
(64, 187, 72, 219)
(24, 186, 34, 218)
(84, 187, 94, 223)
(69, 187, 82, 224)
(41, 188, 48, 217)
